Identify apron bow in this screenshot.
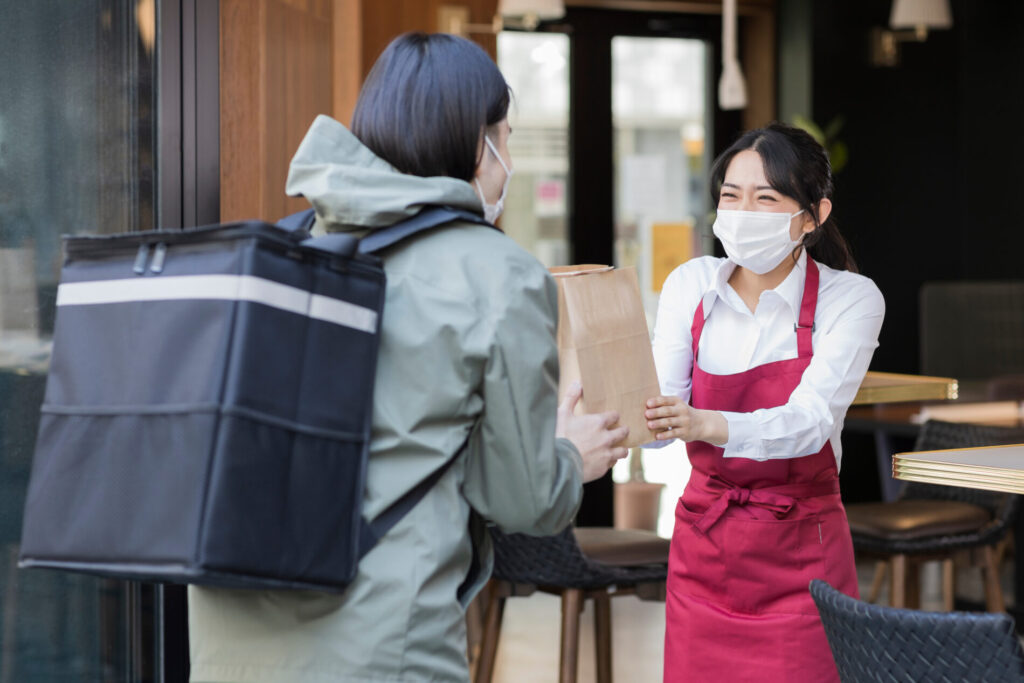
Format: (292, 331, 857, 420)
(692, 477, 797, 535)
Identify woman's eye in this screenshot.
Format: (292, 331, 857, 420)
(757, 195, 778, 202)
(720, 192, 737, 199)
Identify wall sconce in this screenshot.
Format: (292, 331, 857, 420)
(439, 0, 565, 38)
(870, 0, 952, 67)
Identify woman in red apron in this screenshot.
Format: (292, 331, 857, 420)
(646, 123, 885, 682)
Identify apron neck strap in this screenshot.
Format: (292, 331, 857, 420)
(795, 257, 819, 358)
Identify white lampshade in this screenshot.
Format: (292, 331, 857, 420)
(498, 0, 565, 20)
(890, 0, 952, 30)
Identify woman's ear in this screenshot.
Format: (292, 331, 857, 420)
(804, 198, 832, 234)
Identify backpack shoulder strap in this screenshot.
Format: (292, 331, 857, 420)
(277, 208, 316, 233)
(351, 206, 491, 556)
(356, 437, 469, 559)
(358, 206, 493, 255)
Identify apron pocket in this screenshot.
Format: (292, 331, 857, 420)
(669, 497, 728, 608)
(722, 514, 826, 615)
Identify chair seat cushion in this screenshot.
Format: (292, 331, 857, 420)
(573, 527, 670, 567)
(846, 500, 991, 541)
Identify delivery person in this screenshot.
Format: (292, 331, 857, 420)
(645, 122, 885, 682)
(188, 33, 628, 683)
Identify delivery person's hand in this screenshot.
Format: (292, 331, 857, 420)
(645, 395, 729, 445)
(556, 381, 629, 483)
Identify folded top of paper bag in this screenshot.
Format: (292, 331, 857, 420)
(550, 264, 614, 278)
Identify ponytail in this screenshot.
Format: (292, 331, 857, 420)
(804, 216, 857, 273)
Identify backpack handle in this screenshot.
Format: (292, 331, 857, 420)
(277, 206, 494, 259)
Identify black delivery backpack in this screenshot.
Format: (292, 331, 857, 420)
(18, 205, 492, 592)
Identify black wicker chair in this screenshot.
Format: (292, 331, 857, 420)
(473, 525, 669, 683)
(846, 419, 1024, 610)
(810, 578, 1024, 682)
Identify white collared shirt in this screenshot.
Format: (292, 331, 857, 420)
(651, 250, 885, 469)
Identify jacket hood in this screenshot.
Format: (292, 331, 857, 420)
(285, 115, 484, 232)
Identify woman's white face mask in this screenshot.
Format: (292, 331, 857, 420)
(474, 135, 513, 224)
(712, 208, 805, 274)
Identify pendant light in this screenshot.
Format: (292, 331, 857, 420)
(718, 0, 747, 110)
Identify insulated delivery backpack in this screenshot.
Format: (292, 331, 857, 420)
(18, 205, 492, 592)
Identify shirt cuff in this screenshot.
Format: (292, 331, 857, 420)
(720, 411, 768, 460)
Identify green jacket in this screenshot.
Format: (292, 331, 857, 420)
(188, 115, 583, 683)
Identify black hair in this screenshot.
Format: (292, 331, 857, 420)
(709, 122, 857, 273)
(351, 32, 510, 182)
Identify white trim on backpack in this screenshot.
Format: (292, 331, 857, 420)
(55, 274, 378, 334)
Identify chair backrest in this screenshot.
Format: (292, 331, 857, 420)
(902, 420, 1024, 521)
(488, 526, 666, 590)
(810, 579, 1024, 682)
(920, 280, 1024, 381)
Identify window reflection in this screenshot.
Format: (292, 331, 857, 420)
(0, 1, 157, 680)
(497, 32, 570, 267)
(613, 36, 709, 329)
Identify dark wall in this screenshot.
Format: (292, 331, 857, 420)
(811, 1, 1024, 375)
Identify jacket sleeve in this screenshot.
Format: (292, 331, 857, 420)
(461, 259, 584, 535)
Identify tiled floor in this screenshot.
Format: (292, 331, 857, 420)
(486, 555, 1018, 682)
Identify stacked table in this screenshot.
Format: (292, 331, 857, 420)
(893, 444, 1024, 495)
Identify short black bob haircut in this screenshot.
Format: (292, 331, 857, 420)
(351, 32, 511, 182)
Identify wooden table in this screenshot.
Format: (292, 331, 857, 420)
(853, 371, 959, 405)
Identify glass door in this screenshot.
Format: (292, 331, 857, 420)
(497, 31, 571, 267)
(0, 1, 159, 680)
(612, 36, 710, 328)
(610, 36, 711, 538)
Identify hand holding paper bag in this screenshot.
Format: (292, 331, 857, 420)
(551, 265, 661, 448)
(556, 380, 629, 482)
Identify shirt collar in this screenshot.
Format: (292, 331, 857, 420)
(701, 249, 808, 321)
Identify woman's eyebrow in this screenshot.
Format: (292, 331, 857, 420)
(756, 185, 777, 191)
(721, 182, 741, 189)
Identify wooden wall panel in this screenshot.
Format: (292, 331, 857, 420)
(220, 0, 264, 222)
(333, 0, 362, 126)
(264, 0, 333, 220)
(220, 0, 333, 222)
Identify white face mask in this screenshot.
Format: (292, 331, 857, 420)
(474, 135, 513, 224)
(712, 208, 805, 274)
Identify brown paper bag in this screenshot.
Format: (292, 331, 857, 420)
(550, 264, 660, 448)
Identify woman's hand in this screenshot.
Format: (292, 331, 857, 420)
(645, 396, 728, 445)
(556, 382, 629, 483)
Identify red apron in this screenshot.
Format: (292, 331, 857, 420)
(663, 258, 858, 683)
